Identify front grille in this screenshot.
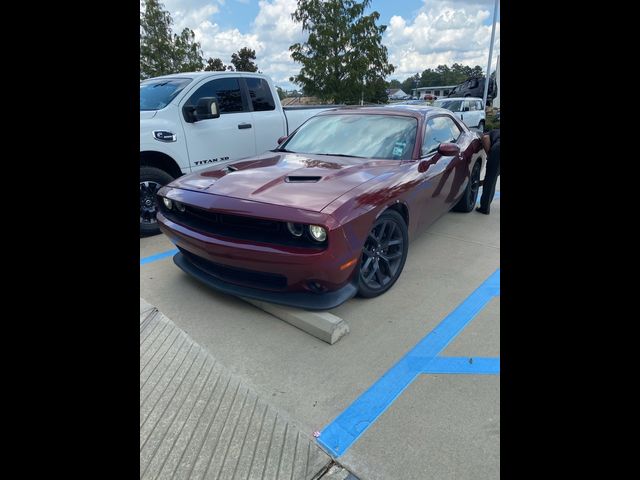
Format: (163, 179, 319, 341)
(179, 247, 287, 290)
(160, 201, 327, 249)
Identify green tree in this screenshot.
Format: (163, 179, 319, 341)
(401, 73, 420, 96)
(140, 0, 204, 79)
(387, 79, 402, 89)
(230, 47, 259, 72)
(173, 28, 205, 73)
(289, 0, 394, 104)
(276, 86, 287, 100)
(205, 57, 228, 71)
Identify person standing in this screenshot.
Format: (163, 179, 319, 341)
(477, 128, 500, 214)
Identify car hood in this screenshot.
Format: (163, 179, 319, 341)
(170, 152, 401, 212)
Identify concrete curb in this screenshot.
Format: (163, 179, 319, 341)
(239, 297, 350, 345)
(140, 297, 333, 479)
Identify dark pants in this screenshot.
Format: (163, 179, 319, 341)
(479, 141, 500, 211)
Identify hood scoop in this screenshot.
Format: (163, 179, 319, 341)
(285, 175, 321, 183)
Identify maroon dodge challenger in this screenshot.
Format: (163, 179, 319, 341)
(157, 106, 485, 310)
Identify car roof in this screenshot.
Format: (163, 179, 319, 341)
(435, 97, 484, 102)
(317, 105, 457, 120)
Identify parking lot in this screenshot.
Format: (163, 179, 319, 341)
(140, 182, 499, 480)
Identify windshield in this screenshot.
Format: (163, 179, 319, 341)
(433, 100, 462, 112)
(281, 114, 417, 160)
(140, 78, 192, 111)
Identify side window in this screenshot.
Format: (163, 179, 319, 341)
(185, 77, 244, 114)
(462, 100, 470, 111)
(469, 101, 477, 111)
(246, 77, 276, 111)
(422, 116, 462, 156)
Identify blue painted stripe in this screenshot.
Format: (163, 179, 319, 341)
(140, 248, 179, 266)
(422, 356, 500, 375)
(317, 269, 500, 457)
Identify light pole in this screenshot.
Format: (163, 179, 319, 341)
(483, 0, 499, 109)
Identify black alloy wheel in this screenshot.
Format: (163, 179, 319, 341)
(140, 166, 174, 236)
(357, 210, 409, 298)
(453, 161, 481, 213)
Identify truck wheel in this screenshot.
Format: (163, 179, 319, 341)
(140, 166, 174, 236)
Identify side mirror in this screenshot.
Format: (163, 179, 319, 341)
(463, 106, 470, 112)
(182, 97, 220, 123)
(277, 135, 288, 145)
(437, 143, 460, 156)
(195, 97, 220, 121)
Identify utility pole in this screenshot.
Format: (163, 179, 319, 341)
(483, 0, 499, 108)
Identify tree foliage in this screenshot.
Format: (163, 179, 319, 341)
(140, 0, 204, 79)
(205, 57, 231, 71)
(276, 87, 287, 100)
(394, 63, 486, 96)
(230, 47, 259, 72)
(289, 0, 394, 104)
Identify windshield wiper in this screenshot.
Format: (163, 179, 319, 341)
(314, 153, 366, 159)
(272, 148, 297, 153)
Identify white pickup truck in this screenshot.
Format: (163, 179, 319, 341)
(140, 71, 334, 235)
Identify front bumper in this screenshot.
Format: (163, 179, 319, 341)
(174, 250, 358, 310)
(156, 187, 362, 310)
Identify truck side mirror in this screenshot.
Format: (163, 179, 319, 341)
(183, 97, 221, 123)
(195, 97, 220, 121)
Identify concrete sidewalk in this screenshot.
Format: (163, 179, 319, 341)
(140, 298, 334, 480)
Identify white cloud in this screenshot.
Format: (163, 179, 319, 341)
(385, 0, 500, 80)
(147, 0, 500, 89)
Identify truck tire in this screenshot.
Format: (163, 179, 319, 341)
(140, 166, 174, 236)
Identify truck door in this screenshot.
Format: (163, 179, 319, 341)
(179, 76, 257, 172)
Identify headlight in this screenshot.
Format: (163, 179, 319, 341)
(286, 222, 304, 237)
(162, 197, 173, 209)
(308, 225, 327, 242)
(174, 201, 186, 212)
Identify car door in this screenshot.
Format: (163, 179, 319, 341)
(179, 76, 257, 172)
(465, 100, 480, 127)
(415, 115, 465, 230)
(460, 100, 472, 127)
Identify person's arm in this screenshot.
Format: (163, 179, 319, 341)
(482, 134, 491, 154)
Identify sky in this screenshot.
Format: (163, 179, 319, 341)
(151, 0, 500, 90)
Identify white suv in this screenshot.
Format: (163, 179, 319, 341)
(433, 97, 485, 131)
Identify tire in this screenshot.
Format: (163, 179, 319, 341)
(478, 120, 485, 132)
(452, 161, 482, 212)
(140, 166, 174, 236)
(357, 210, 409, 298)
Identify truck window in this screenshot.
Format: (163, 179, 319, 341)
(185, 78, 245, 113)
(246, 77, 276, 111)
(140, 78, 192, 111)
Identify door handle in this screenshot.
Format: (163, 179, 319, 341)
(238, 123, 252, 129)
